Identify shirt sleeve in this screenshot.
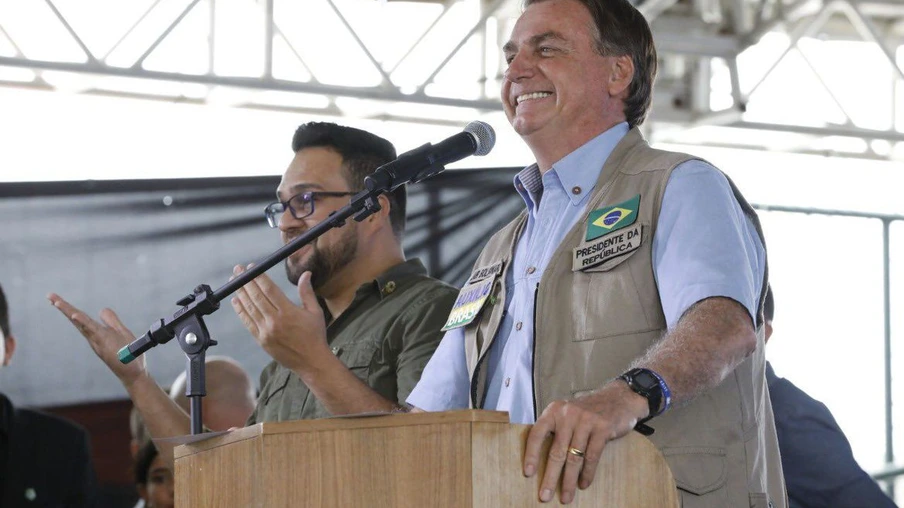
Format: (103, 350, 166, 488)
(390, 287, 459, 404)
(406, 325, 472, 411)
(652, 160, 766, 328)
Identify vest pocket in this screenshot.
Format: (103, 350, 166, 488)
(748, 493, 772, 508)
(662, 446, 727, 496)
(571, 237, 656, 341)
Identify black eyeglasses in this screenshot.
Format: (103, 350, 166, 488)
(264, 191, 357, 228)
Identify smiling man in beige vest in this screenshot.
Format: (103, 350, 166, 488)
(407, 0, 787, 506)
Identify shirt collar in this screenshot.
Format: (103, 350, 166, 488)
(514, 163, 543, 208)
(514, 122, 630, 209)
(322, 258, 428, 323)
(370, 258, 427, 299)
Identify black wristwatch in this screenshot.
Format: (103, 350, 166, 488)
(618, 368, 670, 435)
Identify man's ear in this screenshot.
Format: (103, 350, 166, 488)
(364, 194, 392, 229)
(607, 54, 634, 98)
(3, 335, 15, 366)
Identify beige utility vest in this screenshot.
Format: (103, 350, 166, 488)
(462, 129, 786, 508)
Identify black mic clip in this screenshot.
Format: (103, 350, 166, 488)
(353, 195, 382, 222)
(118, 284, 220, 364)
(174, 284, 220, 322)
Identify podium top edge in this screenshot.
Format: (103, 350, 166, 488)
(262, 409, 511, 433)
(174, 410, 511, 457)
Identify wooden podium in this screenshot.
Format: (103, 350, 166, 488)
(174, 410, 678, 507)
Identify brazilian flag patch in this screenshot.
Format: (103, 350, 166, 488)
(585, 194, 641, 241)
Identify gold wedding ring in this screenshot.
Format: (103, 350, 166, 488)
(567, 447, 585, 458)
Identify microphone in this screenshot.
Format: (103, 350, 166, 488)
(364, 120, 495, 192)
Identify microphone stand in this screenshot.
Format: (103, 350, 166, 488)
(118, 167, 426, 435)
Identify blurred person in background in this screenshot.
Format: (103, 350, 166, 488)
(167, 356, 256, 431)
(130, 405, 152, 458)
(133, 442, 174, 508)
(0, 281, 99, 507)
(129, 406, 151, 508)
(764, 286, 898, 508)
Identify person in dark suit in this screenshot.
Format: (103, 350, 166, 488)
(765, 287, 898, 508)
(0, 282, 99, 507)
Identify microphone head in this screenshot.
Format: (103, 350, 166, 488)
(465, 121, 496, 156)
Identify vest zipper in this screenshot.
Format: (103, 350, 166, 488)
(470, 308, 505, 408)
(531, 282, 539, 422)
(470, 350, 489, 408)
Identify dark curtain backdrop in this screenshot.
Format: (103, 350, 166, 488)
(0, 168, 523, 407)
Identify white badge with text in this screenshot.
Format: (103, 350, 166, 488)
(573, 224, 642, 271)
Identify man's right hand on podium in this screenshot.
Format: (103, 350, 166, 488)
(523, 380, 650, 504)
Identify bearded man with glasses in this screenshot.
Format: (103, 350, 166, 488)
(49, 122, 458, 458)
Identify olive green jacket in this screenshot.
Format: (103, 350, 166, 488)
(248, 259, 457, 423)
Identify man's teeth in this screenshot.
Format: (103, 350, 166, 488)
(516, 92, 552, 104)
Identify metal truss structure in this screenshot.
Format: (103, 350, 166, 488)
(0, 0, 902, 159)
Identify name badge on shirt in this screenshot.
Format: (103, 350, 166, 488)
(573, 224, 643, 271)
(467, 261, 503, 283)
(441, 262, 502, 331)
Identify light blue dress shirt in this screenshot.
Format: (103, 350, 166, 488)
(407, 123, 766, 424)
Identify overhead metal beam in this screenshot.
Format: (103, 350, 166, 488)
(653, 30, 742, 57)
(324, 0, 393, 87)
(44, 0, 96, 63)
(650, 138, 898, 160)
(417, 0, 507, 92)
(0, 56, 503, 110)
(134, 0, 204, 69)
(840, 0, 904, 82)
(655, 119, 904, 143)
(100, 0, 165, 61)
(0, 0, 903, 161)
(732, 120, 904, 143)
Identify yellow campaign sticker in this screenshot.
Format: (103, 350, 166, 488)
(441, 277, 495, 331)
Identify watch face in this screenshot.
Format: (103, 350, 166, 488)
(634, 370, 659, 391)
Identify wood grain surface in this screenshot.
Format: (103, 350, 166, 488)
(175, 410, 678, 507)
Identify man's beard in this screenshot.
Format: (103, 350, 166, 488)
(284, 226, 358, 291)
